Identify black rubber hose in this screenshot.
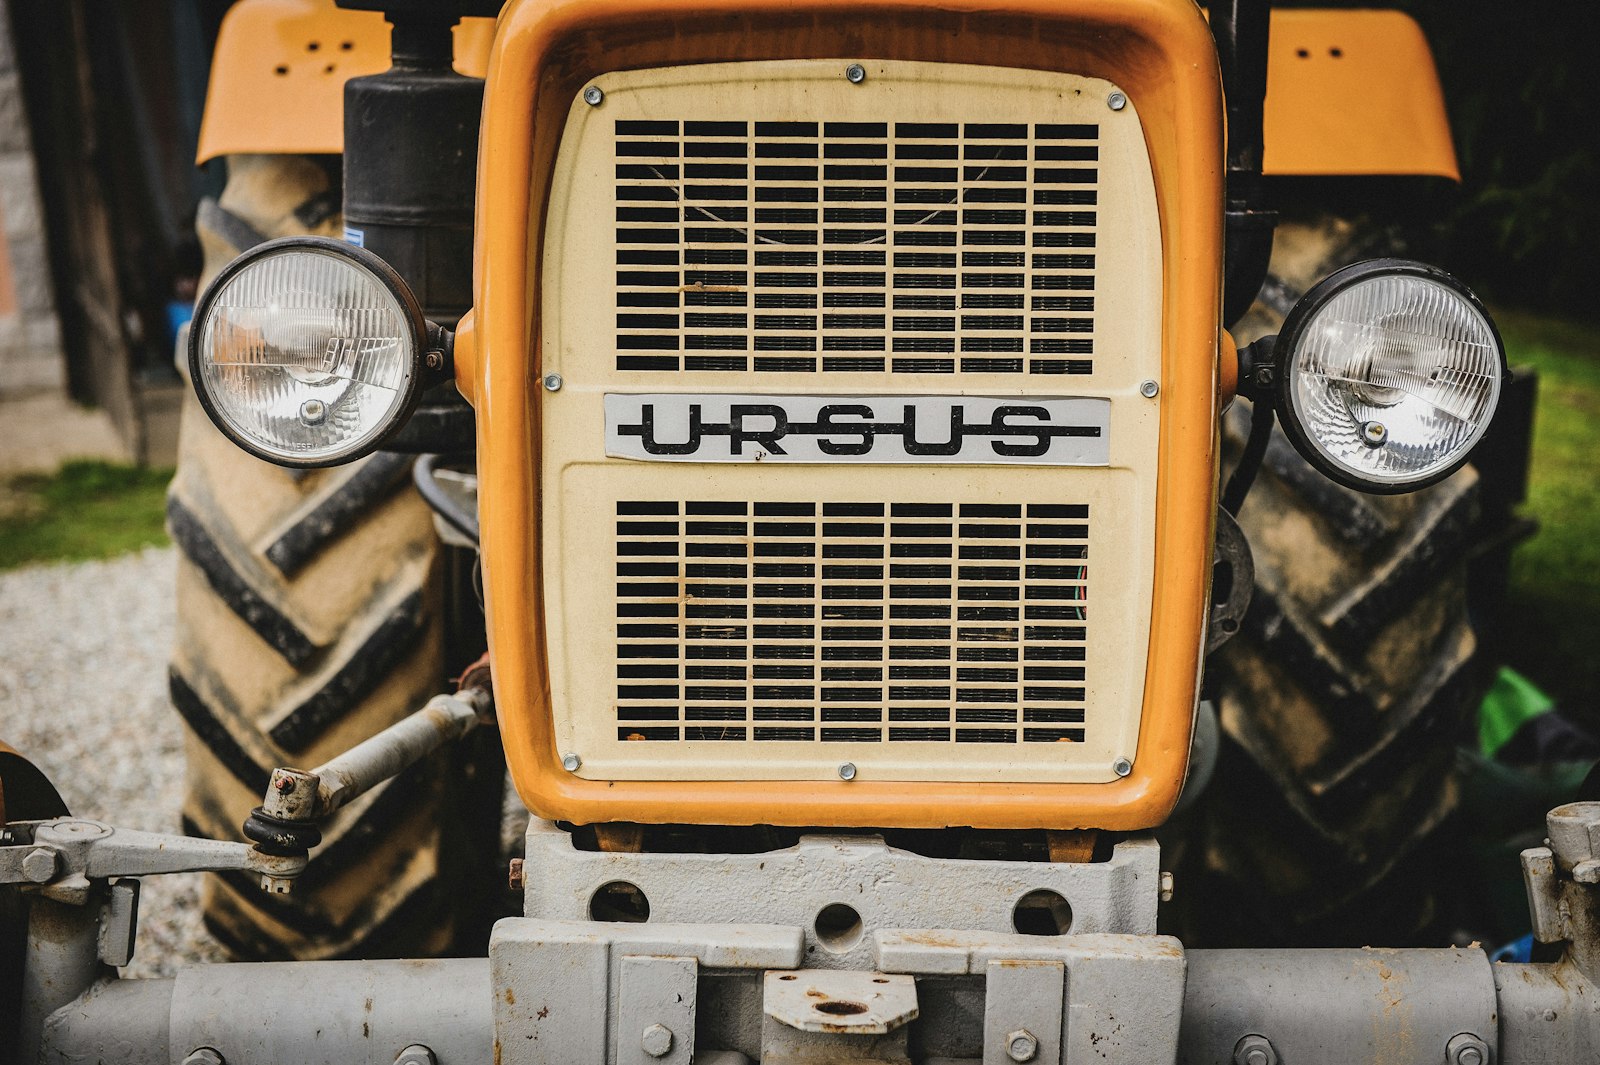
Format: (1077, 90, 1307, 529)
(1222, 398, 1276, 516)
(412, 453, 480, 545)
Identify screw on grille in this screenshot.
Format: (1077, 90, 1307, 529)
(561, 753, 582, 772)
(1108, 91, 1128, 111)
(583, 86, 604, 106)
(845, 63, 867, 84)
(1139, 379, 1160, 398)
(1113, 757, 1133, 777)
(543, 373, 563, 392)
(838, 762, 858, 781)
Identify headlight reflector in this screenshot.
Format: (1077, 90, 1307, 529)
(1276, 259, 1507, 492)
(190, 237, 426, 467)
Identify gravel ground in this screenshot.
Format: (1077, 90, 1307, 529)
(0, 546, 226, 977)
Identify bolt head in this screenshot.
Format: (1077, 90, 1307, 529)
(299, 398, 327, 426)
(1446, 1034, 1491, 1065)
(583, 86, 604, 106)
(543, 373, 563, 392)
(642, 1023, 674, 1057)
(1006, 1029, 1039, 1062)
(845, 63, 867, 84)
(1233, 1035, 1278, 1065)
(21, 847, 59, 884)
(1139, 379, 1160, 398)
(1361, 420, 1389, 447)
(1159, 869, 1175, 902)
(508, 857, 525, 892)
(838, 762, 858, 781)
(561, 752, 582, 772)
(395, 1046, 437, 1065)
(1108, 91, 1128, 111)
(425, 350, 444, 370)
(1113, 757, 1133, 777)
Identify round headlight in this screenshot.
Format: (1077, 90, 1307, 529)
(1274, 259, 1507, 493)
(189, 237, 427, 467)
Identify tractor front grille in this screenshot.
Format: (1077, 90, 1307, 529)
(540, 58, 1162, 784)
(614, 120, 1099, 376)
(614, 500, 1090, 745)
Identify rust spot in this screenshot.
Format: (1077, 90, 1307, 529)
(537, 1006, 550, 1020)
(363, 1022, 370, 1038)
(505, 987, 516, 1005)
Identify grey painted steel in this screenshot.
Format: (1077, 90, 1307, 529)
(19, 896, 103, 1065)
(1533, 802, 1600, 985)
(166, 958, 491, 1065)
(618, 955, 696, 1065)
(0, 819, 302, 902)
(1494, 959, 1600, 1064)
(1178, 948, 1497, 1065)
(763, 970, 918, 1034)
(874, 930, 1186, 1065)
(96, 879, 138, 967)
(37, 976, 175, 1065)
(983, 961, 1062, 1065)
(521, 819, 1161, 972)
(262, 690, 489, 822)
(491, 919, 805, 1065)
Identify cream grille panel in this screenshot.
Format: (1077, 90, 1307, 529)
(540, 60, 1163, 784)
(614, 120, 1098, 375)
(615, 500, 1089, 744)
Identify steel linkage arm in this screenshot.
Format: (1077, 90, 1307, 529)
(243, 686, 493, 892)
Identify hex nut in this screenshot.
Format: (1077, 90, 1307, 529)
(642, 1023, 674, 1058)
(182, 1049, 225, 1065)
(21, 847, 59, 884)
(1446, 1033, 1491, 1065)
(1006, 1028, 1039, 1062)
(1234, 1034, 1278, 1065)
(508, 857, 526, 892)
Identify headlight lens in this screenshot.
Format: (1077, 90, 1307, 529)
(1277, 260, 1506, 492)
(190, 238, 425, 466)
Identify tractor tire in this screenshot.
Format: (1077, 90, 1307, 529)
(169, 155, 501, 961)
(1163, 216, 1484, 947)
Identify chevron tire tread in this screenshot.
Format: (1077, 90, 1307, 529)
(170, 155, 498, 961)
(1165, 217, 1485, 947)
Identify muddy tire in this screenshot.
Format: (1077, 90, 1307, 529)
(170, 155, 500, 961)
(1164, 217, 1483, 947)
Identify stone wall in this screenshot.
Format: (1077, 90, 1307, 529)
(0, 3, 64, 397)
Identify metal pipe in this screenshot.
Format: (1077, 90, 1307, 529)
(38, 958, 492, 1065)
(19, 896, 103, 1064)
(38, 975, 174, 1065)
(311, 689, 488, 815)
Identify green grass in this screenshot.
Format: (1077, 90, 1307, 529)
(1495, 310, 1600, 712)
(0, 461, 174, 571)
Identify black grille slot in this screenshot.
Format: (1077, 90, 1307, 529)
(614, 121, 1098, 375)
(613, 500, 1090, 744)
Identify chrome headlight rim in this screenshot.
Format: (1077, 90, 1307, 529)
(187, 235, 429, 469)
(1273, 257, 1509, 496)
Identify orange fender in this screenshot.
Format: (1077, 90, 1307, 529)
(1263, 9, 1459, 181)
(196, 0, 494, 164)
